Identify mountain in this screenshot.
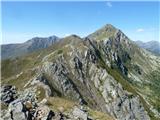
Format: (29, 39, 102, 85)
(1, 24, 160, 120)
(1, 35, 60, 60)
(135, 40, 160, 55)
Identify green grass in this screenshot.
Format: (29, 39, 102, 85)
(46, 97, 114, 120)
(1, 55, 40, 80)
(143, 68, 160, 113)
(88, 109, 114, 120)
(57, 49, 63, 54)
(46, 97, 78, 112)
(2, 69, 36, 90)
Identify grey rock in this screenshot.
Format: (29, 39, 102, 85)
(72, 106, 88, 120)
(0, 85, 17, 104)
(89, 63, 150, 120)
(8, 100, 26, 120)
(2, 88, 56, 120)
(42, 60, 84, 103)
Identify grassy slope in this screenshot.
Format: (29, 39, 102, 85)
(46, 97, 114, 120)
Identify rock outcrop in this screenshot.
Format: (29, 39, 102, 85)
(0, 85, 17, 104)
(1, 85, 95, 120)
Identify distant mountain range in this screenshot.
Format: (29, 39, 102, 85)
(135, 40, 160, 55)
(1, 35, 60, 59)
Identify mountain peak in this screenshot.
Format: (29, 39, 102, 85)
(68, 34, 81, 38)
(64, 34, 82, 41)
(25, 35, 59, 45)
(1, 35, 60, 59)
(103, 24, 117, 30)
(87, 24, 118, 41)
(59, 34, 82, 46)
(48, 35, 59, 40)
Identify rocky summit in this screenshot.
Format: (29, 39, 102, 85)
(1, 24, 160, 120)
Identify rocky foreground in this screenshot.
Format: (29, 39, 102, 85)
(0, 85, 113, 120)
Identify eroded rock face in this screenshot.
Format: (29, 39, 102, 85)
(42, 60, 84, 103)
(88, 63, 150, 120)
(32, 35, 151, 120)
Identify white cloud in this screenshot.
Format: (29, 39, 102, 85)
(136, 28, 144, 32)
(106, 2, 112, 7)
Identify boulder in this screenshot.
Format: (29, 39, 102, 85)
(8, 100, 27, 120)
(72, 106, 88, 120)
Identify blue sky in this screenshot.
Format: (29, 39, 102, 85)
(1, 1, 159, 44)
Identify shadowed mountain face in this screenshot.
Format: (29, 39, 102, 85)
(1, 24, 160, 120)
(1, 35, 60, 60)
(135, 40, 160, 55)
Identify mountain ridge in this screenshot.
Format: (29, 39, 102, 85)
(135, 40, 160, 55)
(1, 24, 160, 120)
(1, 35, 60, 60)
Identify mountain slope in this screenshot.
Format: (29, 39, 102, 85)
(1, 24, 160, 120)
(1, 35, 60, 60)
(135, 40, 160, 55)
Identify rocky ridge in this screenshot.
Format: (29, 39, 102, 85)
(1, 85, 98, 120)
(1, 24, 160, 120)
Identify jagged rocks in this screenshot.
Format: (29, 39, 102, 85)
(85, 49, 98, 64)
(107, 95, 150, 120)
(1, 85, 56, 120)
(89, 64, 150, 120)
(0, 85, 17, 104)
(42, 61, 84, 103)
(2, 100, 56, 120)
(2, 100, 32, 120)
(1, 88, 38, 120)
